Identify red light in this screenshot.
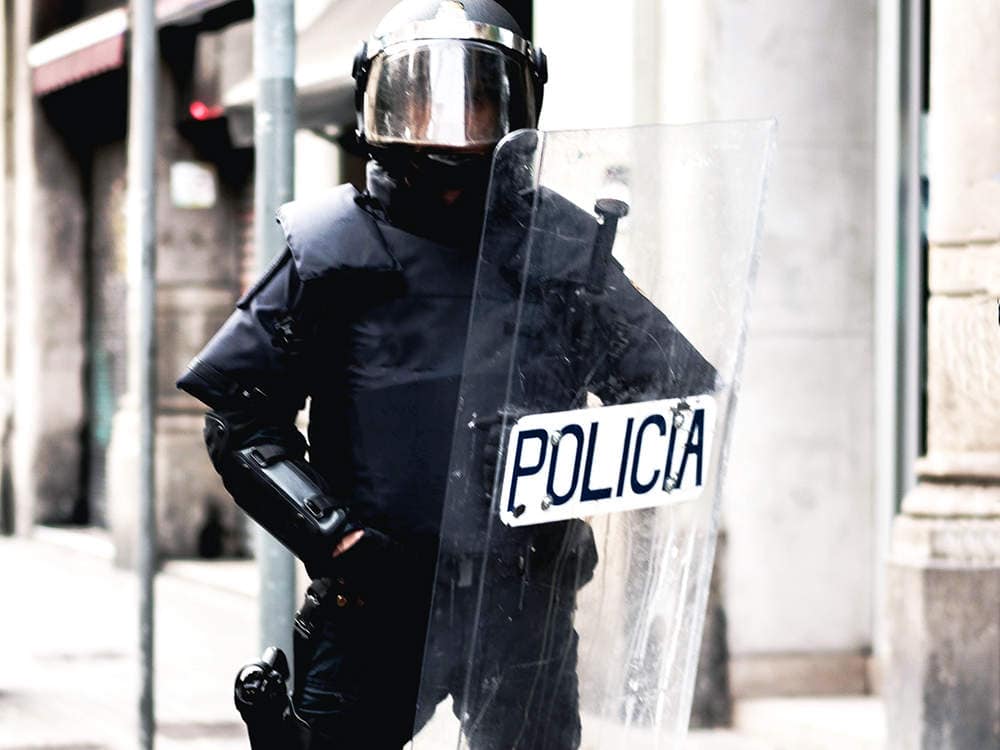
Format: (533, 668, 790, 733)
(189, 101, 222, 121)
(189, 101, 209, 120)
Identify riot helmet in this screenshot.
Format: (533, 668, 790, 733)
(353, 0, 547, 157)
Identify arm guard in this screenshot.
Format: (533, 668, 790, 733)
(591, 269, 719, 404)
(204, 410, 354, 575)
(514, 189, 719, 404)
(178, 249, 356, 573)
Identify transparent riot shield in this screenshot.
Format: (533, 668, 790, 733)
(410, 121, 775, 750)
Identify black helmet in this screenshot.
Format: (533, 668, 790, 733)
(352, 0, 547, 156)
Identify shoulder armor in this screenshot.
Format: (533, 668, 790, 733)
(275, 184, 400, 281)
(509, 188, 623, 280)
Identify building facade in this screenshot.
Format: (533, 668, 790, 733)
(4, 0, 259, 564)
(885, 0, 1000, 746)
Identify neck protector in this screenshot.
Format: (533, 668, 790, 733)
(363, 157, 491, 249)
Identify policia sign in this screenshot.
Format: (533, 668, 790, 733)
(499, 395, 715, 527)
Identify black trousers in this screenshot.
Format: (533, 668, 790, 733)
(295, 570, 582, 750)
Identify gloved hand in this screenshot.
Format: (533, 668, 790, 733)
(526, 519, 599, 591)
(203, 408, 403, 583)
(311, 523, 406, 596)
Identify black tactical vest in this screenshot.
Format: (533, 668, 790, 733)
(178, 185, 479, 540)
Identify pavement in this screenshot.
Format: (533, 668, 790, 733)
(1, 529, 253, 750)
(0, 529, 886, 749)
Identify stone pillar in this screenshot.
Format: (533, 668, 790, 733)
(10, 0, 88, 531)
(106, 53, 245, 566)
(705, 0, 877, 695)
(885, 1, 1000, 747)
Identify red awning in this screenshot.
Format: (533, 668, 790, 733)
(28, 9, 128, 96)
(32, 35, 126, 96)
(28, 1, 248, 96)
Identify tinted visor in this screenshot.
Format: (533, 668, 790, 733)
(364, 40, 537, 152)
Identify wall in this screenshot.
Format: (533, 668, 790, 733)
(107, 53, 247, 564)
(708, 0, 877, 693)
(10, 0, 89, 531)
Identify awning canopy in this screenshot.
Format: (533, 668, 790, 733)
(28, 0, 398, 135)
(222, 0, 398, 143)
(27, 9, 128, 96)
(27, 0, 252, 96)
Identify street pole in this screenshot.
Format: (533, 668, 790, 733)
(128, 0, 158, 748)
(254, 0, 297, 660)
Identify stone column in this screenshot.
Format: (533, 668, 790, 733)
(706, 0, 877, 696)
(885, 1, 1000, 748)
(106, 53, 244, 566)
(10, 0, 88, 531)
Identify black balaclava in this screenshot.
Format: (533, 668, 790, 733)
(363, 154, 492, 249)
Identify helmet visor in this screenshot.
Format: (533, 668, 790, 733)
(364, 40, 537, 152)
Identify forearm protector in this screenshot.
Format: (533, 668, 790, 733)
(204, 410, 353, 574)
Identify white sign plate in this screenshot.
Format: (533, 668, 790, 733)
(498, 395, 716, 527)
(170, 161, 217, 209)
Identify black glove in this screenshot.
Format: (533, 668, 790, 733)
(526, 520, 599, 591)
(320, 525, 405, 593)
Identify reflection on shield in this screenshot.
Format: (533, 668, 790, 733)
(409, 121, 775, 749)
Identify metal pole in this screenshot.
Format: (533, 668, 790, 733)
(254, 0, 297, 659)
(874, 0, 902, 661)
(899, 0, 925, 500)
(128, 0, 158, 748)
(873, 0, 926, 668)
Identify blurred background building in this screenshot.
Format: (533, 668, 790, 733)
(0, 1, 995, 747)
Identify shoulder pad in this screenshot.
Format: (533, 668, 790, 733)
(538, 188, 626, 274)
(275, 184, 400, 281)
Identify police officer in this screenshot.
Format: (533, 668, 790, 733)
(178, 2, 716, 748)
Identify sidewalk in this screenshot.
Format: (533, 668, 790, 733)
(1, 531, 253, 749)
(0, 531, 885, 749)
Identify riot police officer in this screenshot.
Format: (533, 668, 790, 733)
(178, 2, 715, 748)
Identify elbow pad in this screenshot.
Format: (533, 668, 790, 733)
(205, 412, 352, 572)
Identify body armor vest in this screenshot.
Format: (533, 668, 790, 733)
(179, 185, 479, 540)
